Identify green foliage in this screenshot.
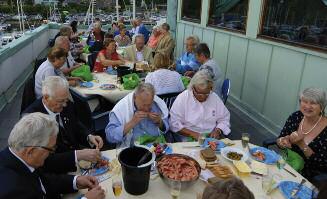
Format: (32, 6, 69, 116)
(0, 5, 12, 13)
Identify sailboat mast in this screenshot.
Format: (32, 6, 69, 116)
(20, 0, 25, 32)
(16, 0, 22, 33)
(133, 0, 135, 20)
(116, 0, 119, 22)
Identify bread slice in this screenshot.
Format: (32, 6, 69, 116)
(200, 148, 217, 162)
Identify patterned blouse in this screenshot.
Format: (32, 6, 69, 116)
(279, 111, 327, 180)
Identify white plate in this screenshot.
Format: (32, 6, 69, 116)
(221, 147, 248, 162)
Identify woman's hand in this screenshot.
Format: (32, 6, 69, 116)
(289, 131, 305, 144)
(277, 135, 292, 148)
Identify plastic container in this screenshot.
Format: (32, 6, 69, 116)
(118, 146, 155, 195)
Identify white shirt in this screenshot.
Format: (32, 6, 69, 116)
(145, 69, 185, 95)
(136, 48, 144, 62)
(62, 51, 75, 69)
(169, 90, 231, 138)
(34, 59, 66, 99)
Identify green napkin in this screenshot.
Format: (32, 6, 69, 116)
(136, 134, 166, 145)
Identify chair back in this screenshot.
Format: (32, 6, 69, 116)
(87, 51, 98, 71)
(157, 92, 181, 110)
(20, 77, 36, 115)
(221, 78, 231, 104)
(33, 57, 47, 78)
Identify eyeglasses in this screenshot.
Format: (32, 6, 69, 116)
(192, 87, 211, 97)
(25, 145, 57, 153)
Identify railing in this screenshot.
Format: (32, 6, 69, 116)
(0, 24, 51, 111)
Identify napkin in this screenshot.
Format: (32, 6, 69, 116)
(251, 160, 268, 175)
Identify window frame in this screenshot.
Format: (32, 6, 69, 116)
(206, 0, 250, 34)
(258, 0, 327, 53)
(180, 0, 202, 24)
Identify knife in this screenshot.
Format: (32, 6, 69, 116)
(284, 167, 297, 178)
(291, 179, 306, 198)
(182, 145, 201, 148)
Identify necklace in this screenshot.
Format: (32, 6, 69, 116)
(300, 115, 322, 135)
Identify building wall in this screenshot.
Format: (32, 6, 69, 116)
(172, 0, 327, 135)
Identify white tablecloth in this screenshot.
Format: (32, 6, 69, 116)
(71, 73, 132, 103)
(64, 141, 314, 199)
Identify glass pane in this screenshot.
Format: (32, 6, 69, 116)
(208, 0, 249, 32)
(181, 0, 202, 23)
(261, 0, 327, 50)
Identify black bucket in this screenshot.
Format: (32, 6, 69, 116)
(117, 66, 132, 82)
(118, 146, 155, 195)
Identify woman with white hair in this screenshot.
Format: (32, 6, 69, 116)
(147, 26, 162, 49)
(169, 70, 230, 141)
(175, 35, 201, 74)
(277, 87, 327, 181)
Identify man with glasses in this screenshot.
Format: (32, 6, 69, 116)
(185, 43, 223, 98)
(23, 76, 103, 173)
(0, 112, 105, 199)
(169, 70, 231, 141)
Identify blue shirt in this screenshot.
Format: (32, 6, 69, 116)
(176, 52, 200, 74)
(105, 103, 169, 144)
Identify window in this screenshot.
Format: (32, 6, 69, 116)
(181, 0, 202, 23)
(208, 0, 249, 32)
(260, 0, 327, 50)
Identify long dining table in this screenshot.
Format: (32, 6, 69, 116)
(63, 141, 314, 199)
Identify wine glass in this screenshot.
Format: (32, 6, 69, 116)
(112, 175, 123, 198)
(170, 181, 181, 199)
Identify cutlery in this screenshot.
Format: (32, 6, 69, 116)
(182, 145, 201, 148)
(81, 170, 89, 176)
(284, 167, 297, 177)
(291, 179, 306, 198)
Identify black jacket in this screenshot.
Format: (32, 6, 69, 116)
(22, 99, 90, 153)
(0, 147, 76, 199)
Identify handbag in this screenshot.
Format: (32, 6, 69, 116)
(71, 64, 93, 82)
(122, 73, 140, 90)
(283, 149, 305, 172)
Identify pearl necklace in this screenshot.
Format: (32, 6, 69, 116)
(300, 115, 322, 135)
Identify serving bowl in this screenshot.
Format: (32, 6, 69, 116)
(156, 153, 201, 190)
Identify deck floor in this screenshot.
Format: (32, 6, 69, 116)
(0, 88, 274, 150)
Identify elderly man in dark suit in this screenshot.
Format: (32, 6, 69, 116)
(23, 76, 103, 173)
(0, 112, 105, 199)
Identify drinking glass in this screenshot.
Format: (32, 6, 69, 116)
(262, 174, 273, 194)
(241, 133, 250, 150)
(198, 134, 206, 146)
(112, 175, 123, 197)
(170, 181, 181, 199)
(277, 150, 287, 170)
